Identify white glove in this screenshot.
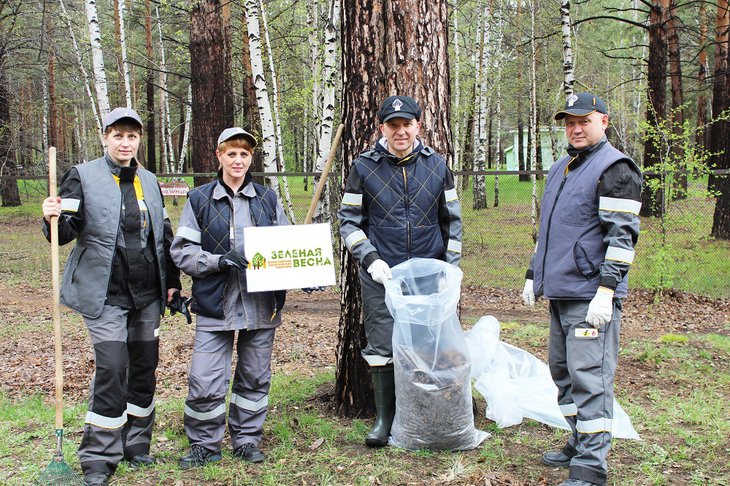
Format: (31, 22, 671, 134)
(367, 259, 392, 285)
(522, 279, 535, 307)
(586, 287, 615, 329)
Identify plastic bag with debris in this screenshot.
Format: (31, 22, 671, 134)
(384, 258, 489, 450)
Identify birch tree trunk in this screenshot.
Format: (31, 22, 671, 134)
(157, 7, 175, 173)
(240, 10, 263, 182)
(305, 0, 321, 192)
(311, 0, 340, 223)
(117, 0, 132, 108)
(472, 1, 490, 210)
(529, 0, 539, 242)
(244, 0, 280, 193)
(452, 0, 461, 183)
(176, 86, 193, 173)
(259, 0, 296, 221)
(338, 0, 452, 417)
(190, 0, 235, 184)
(560, 0, 574, 96)
(85, 0, 110, 117)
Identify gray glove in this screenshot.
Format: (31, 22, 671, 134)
(218, 249, 248, 271)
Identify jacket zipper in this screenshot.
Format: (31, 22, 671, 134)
(402, 166, 411, 260)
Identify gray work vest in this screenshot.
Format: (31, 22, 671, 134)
(60, 158, 168, 318)
(533, 142, 634, 299)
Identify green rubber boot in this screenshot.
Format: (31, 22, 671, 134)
(365, 365, 395, 447)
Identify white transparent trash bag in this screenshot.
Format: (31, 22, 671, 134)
(465, 316, 640, 439)
(384, 258, 489, 450)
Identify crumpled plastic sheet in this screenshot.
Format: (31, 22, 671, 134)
(465, 316, 640, 440)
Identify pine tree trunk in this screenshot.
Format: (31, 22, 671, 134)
(0, 56, 20, 207)
(337, 0, 452, 418)
(190, 0, 235, 185)
(640, 0, 669, 217)
(696, 2, 709, 149)
(667, 0, 686, 199)
(144, 0, 156, 172)
(710, 0, 730, 239)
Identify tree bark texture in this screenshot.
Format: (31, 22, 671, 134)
(144, 0, 156, 172)
(0, 54, 20, 207)
(560, 0, 575, 96)
(85, 0, 110, 116)
(190, 0, 234, 185)
(337, 0, 452, 418)
(711, 0, 730, 239)
(640, 0, 669, 217)
(696, 2, 709, 149)
(667, 0, 686, 198)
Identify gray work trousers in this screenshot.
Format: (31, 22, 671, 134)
(78, 302, 160, 475)
(184, 327, 275, 452)
(549, 299, 622, 486)
(360, 269, 394, 366)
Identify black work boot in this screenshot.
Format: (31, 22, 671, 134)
(365, 364, 395, 447)
(542, 443, 577, 468)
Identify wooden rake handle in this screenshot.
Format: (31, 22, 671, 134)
(304, 124, 345, 224)
(48, 147, 64, 430)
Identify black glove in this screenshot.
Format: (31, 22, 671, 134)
(168, 291, 192, 324)
(301, 286, 325, 294)
(218, 249, 248, 271)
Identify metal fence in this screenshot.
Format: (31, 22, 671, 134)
(7, 170, 728, 299)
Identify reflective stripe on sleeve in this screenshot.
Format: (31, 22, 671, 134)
(231, 393, 269, 412)
(138, 200, 148, 211)
(176, 226, 202, 244)
(85, 410, 127, 429)
(127, 400, 155, 418)
(61, 198, 81, 212)
(599, 196, 642, 215)
(577, 417, 612, 434)
(163, 207, 170, 219)
(444, 188, 458, 202)
(560, 403, 577, 416)
(447, 239, 462, 254)
(184, 403, 226, 422)
(342, 192, 363, 206)
(345, 229, 368, 249)
(605, 246, 635, 264)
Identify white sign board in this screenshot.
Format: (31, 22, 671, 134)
(243, 223, 336, 292)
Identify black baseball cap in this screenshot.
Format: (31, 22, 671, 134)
(554, 93, 608, 120)
(217, 127, 257, 148)
(102, 107, 143, 132)
(378, 95, 422, 123)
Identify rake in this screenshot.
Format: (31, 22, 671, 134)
(37, 147, 83, 485)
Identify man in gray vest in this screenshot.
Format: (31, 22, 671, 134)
(521, 93, 642, 486)
(41, 108, 181, 486)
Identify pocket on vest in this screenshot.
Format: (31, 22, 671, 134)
(573, 241, 600, 279)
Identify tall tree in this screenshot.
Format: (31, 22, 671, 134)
(640, 0, 670, 217)
(560, 0, 575, 96)
(337, 0, 452, 417)
(144, 0, 156, 171)
(0, 0, 21, 207)
(190, 0, 234, 184)
(711, 0, 730, 239)
(85, 0, 110, 117)
(696, 2, 709, 149)
(667, 0, 686, 198)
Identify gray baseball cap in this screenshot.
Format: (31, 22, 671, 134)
(102, 107, 143, 131)
(217, 127, 257, 148)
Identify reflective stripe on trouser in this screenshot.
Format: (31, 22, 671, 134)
(359, 269, 394, 365)
(79, 303, 160, 474)
(229, 328, 275, 449)
(548, 299, 622, 486)
(184, 328, 275, 451)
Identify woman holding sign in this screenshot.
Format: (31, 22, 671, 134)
(170, 128, 289, 468)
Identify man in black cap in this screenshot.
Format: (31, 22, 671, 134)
(41, 107, 182, 486)
(338, 95, 462, 447)
(521, 93, 642, 486)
